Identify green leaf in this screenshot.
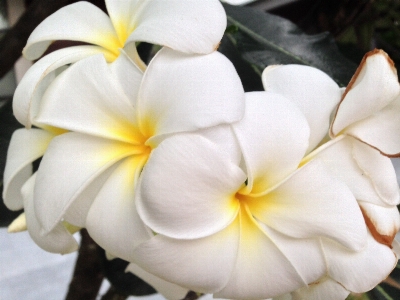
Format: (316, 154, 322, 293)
(223, 4, 358, 87)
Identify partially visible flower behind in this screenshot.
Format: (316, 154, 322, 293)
(132, 91, 368, 299)
(29, 48, 245, 262)
(13, 0, 227, 128)
(3, 126, 79, 253)
(262, 49, 400, 299)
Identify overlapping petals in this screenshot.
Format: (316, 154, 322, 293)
(3, 128, 54, 210)
(134, 92, 367, 298)
(331, 49, 400, 156)
(262, 64, 341, 153)
(32, 48, 245, 259)
(24, 0, 226, 62)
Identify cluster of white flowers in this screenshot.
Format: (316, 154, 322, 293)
(3, 1, 400, 299)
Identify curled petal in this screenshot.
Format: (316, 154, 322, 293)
(137, 133, 245, 239)
(331, 49, 400, 137)
(322, 231, 397, 293)
(346, 96, 400, 156)
(126, 263, 188, 300)
(23, 2, 119, 60)
(86, 156, 152, 262)
(22, 174, 78, 254)
(262, 65, 341, 152)
(126, 0, 226, 54)
(34, 133, 138, 233)
(359, 201, 400, 246)
(352, 139, 399, 205)
(232, 92, 309, 194)
(13, 46, 105, 127)
(3, 129, 54, 210)
(306, 136, 395, 206)
(132, 218, 240, 294)
(138, 48, 245, 144)
(248, 160, 367, 251)
(36, 55, 142, 144)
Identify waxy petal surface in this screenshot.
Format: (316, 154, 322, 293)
(3, 129, 54, 210)
(248, 160, 367, 251)
(346, 96, 400, 156)
(322, 231, 397, 293)
(215, 206, 306, 299)
(86, 156, 152, 262)
(262, 65, 341, 152)
(126, 263, 188, 300)
(138, 48, 245, 143)
(306, 136, 394, 206)
(34, 132, 139, 233)
(331, 49, 400, 136)
(133, 218, 240, 294)
(37, 55, 143, 144)
(352, 138, 399, 205)
(232, 92, 309, 194)
(126, 0, 226, 54)
(137, 133, 245, 239)
(291, 278, 350, 300)
(22, 174, 78, 254)
(23, 2, 119, 60)
(14, 46, 105, 127)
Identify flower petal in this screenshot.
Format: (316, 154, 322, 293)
(34, 132, 138, 233)
(232, 92, 309, 194)
(36, 54, 143, 144)
(331, 49, 400, 136)
(322, 231, 397, 293)
(23, 2, 119, 60)
(305, 136, 394, 206)
(215, 206, 306, 299)
(86, 156, 152, 262)
(109, 51, 143, 106)
(3, 128, 54, 210)
(351, 138, 399, 205)
(359, 201, 400, 246)
(104, 0, 139, 44)
(248, 159, 367, 251)
(137, 48, 245, 142)
(346, 96, 400, 156)
(126, 263, 188, 300)
(262, 65, 341, 153)
(291, 277, 350, 300)
(13, 45, 106, 127)
(132, 218, 240, 294)
(137, 133, 245, 239)
(126, 0, 226, 54)
(22, 174, 78, 254)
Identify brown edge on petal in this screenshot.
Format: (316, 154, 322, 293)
(360, 206, 395, 248)
(213, 42, 221, 51)
(350, 135, 400, 158)
(329, 49, 398, 138)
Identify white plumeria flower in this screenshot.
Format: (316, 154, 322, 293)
(132, 92, 367, 299)
(13, 0, 227, 127)
(262, 50, 400, 247)
(31, 48, 244, 259)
